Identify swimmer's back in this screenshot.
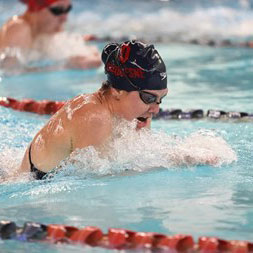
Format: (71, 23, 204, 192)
(19, 93, 113, 174)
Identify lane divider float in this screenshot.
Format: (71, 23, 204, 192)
(83, 33, 253, 49)
(0, 97, 252, 120)
(154, 108, 253, 120)
(0, 97, 65, 115)
(1, 221, 253, 252)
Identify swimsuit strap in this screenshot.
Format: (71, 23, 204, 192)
(29, 144, 47, 180)
(28, 144, 33, 168)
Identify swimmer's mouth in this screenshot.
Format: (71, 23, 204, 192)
(137, 117, 148, 122)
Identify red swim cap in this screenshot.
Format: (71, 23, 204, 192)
(19, 0, 60, 12)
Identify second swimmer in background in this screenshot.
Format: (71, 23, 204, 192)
(0, 0, 101, 72)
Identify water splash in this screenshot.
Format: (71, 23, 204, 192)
(32, 32, 99, 61)
(55, 119, 237, 178)
(0, 147, 28, 182)
(0, 111, 237, 182)
(0, 32, 99, 71)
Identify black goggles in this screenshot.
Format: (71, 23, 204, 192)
(49, 4, 72, 16)
(139, 90, 166, 105)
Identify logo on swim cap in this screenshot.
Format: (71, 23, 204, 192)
(106, 63, 145, 79)
(160, 72, 167, 80)
(102, 40, 167, 91)
(119, 43, 131, 64)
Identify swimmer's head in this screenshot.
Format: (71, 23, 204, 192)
(102, 40, 167, 91)
(20, 0, 71, 33)
(20, 0, 61, 12)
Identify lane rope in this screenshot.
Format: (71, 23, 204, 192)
(154, 108, 253, 120)
(1, 96, 252, 121)
(0, 97, 65, 115)
(84, 34, 253, 48)
(1, 220, 252, 252)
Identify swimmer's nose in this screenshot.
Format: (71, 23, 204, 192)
(148, 103, 160, 115)
(59, 14, 68, 23)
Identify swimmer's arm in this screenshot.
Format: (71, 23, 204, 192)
(18, 117, 73, 174)
(1, 58, 101, 76)
(169, 143, 219, 167)
(22, 54, 102, 72)
(32, 125, 74, 172)
(1, 53, 101, 74)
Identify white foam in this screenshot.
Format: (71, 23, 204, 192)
(57, 119, 237, 177)
(0, 147, 30, 183)
(32, 32, 99, 61)
(0, 31, 99, 68)
(0, 115, 237, 182)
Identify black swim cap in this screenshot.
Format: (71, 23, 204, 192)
(102, 40, 167, 91)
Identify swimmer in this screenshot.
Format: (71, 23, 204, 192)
(0, 0, 101, 71)
(17, 40, 168, 179)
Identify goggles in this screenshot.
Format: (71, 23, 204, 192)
(49, 4, 72, 16)
(138, 90, 166, 105)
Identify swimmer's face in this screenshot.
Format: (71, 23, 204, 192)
(120, 88, 168, 124)
(38, 0, 72, 33)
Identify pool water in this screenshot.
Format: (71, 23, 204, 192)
(1, 0, 253, 252)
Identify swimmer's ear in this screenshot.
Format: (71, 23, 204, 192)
(111, 88, 124, 100)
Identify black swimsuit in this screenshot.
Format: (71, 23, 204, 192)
(29, 145, 47, 180)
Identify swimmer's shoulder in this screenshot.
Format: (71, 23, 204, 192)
(70, 94, 110, 114)
(60, 94, 112, 128)
(6, 15, 30, 29)
(0, 16, 32, 48)
(76, 95, 111, 121)
(69, 95, 112, 146)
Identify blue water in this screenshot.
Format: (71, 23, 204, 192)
(1, 0, 253, 252)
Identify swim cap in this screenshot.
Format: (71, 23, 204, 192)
(102, 40, 167, 91)
(19, 0, 60, 12)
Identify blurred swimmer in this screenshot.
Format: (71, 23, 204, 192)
(0, 0, 101, 71)
(17, 40, 168, 179)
